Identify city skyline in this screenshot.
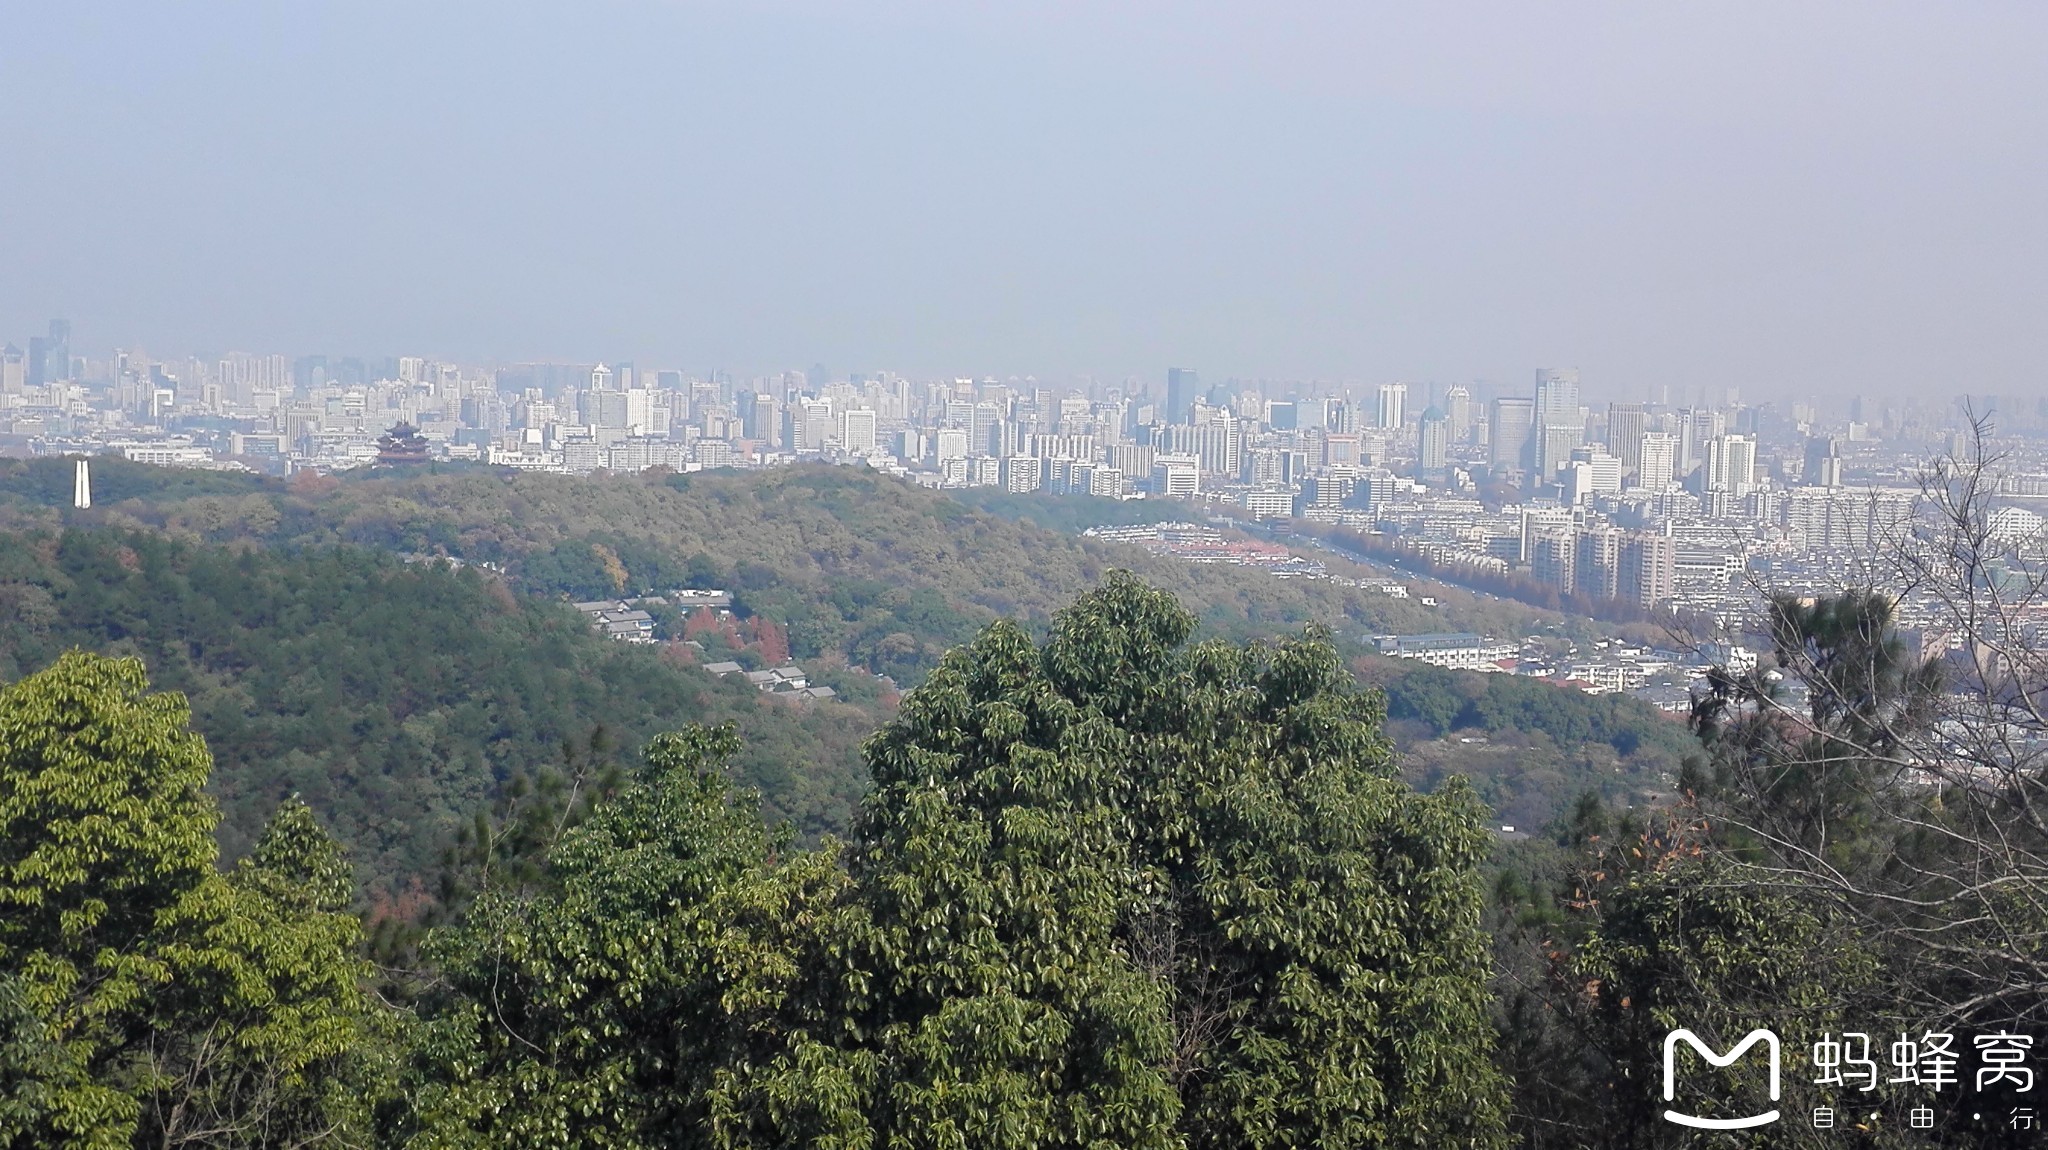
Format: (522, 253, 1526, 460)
(9, 315, 2016, 417)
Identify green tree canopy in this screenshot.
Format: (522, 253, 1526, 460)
(732, 571, 1509, 1148)
(403, 574, 1508, 1149)
(0, 652, 384, 1149)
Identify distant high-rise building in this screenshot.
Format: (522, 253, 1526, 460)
(1267, 400, 1298, 430)
(1637, 432, 1678, 490)
(1323, 397, 1356, 435)
(26, 339, 51, 389)
(1376, 383, 1408, 431)
(1165, 368, 1199, 424)
(1489, 398, 1536, 474)
(1195, 414, 1241, 475)
(1564, 445, 1622, 501)
(1618, 531, 1676, 608)
(841, 408, 878, 453)
(742, 393, 780, 445)
(1677, 407, 1725, 475)
(1803, 435, 1842, 487)
(27, 320, 70, 388)
(1704, 434, 1756, 494)
(593, 390, 630, 430)
(1444, 385, 1472, 441)
(1538, 424, 1581, 484)
(1535, 368, 1579, 424)
(1533, 368, 1583, 476)
(590, 363, 615, 392)
(1530, 531, 1577, 595)
(1000, 454, 1043, 492)
(1575, 526, 1622, 600)
(1151, 453, 1200, 497)
(0, 345, 22, 394)
(1606, 403, 1646, 476)
(1418, 407, 1449, 475)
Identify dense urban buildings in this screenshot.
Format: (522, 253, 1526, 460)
(7, 318, 2040, 625)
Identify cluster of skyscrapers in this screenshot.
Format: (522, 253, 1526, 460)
(6, 319, 2034, 621)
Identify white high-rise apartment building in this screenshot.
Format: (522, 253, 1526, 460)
(841, 408, 878, 453)
(625, 388, 654, 433)
(1705, 434, 1756, 494)
(1637, 432, 1678, 491)
(1376, 383, 1408, 430)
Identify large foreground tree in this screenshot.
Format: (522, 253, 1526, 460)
(410, 573, 1508, 1149)
(0, 652, 385, 1149)
(727, 571, 1509, 1148)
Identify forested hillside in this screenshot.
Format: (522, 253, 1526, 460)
(2, 458, 1446, 684)
(0, 527, 877, 885)
(0, 457, 1676, 885)
(1364, 658, 1692, 827)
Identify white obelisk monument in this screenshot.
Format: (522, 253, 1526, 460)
(74, 459, 91, 509)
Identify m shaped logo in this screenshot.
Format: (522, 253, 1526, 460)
(1662, 1028, 1782, 1130)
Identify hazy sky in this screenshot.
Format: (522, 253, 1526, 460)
(4, 2, 2046, 399)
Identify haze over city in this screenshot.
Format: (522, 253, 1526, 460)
(6, 2, 2048, 398)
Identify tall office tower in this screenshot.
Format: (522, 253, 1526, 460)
(1704, 434, 1756, 494)
(1803, 435, 1842, 487)
(742, 393, 780, 444)
(1444, 385, 1472, 441)
(1418, 407, 1449, 474)
(970, 402, 1002, 454)
(1533, 368, 1583, 476)
(1324, 396, 1356, 435)
(1617, 531, 1676, 608)
(27, 320, 71, 388)
(1165, 367, 1199, 424)
(1637, 432, 1678, 490)
(1606, 403, 1646, 477)
(47, 320, 70, 374)
(1678, 407, 1725, 475)
(1575, 527, 1623, 601)
(1376, 382, 1408, 430)
(589, 363, 615, 392)
(1489, 397, 1536, 473)
(0, 345, 22, 394)
(1267, 400, 1298, 430)
(1535, 368, 1580, 426)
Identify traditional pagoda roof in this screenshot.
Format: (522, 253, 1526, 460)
(376, 422, 431, 465)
